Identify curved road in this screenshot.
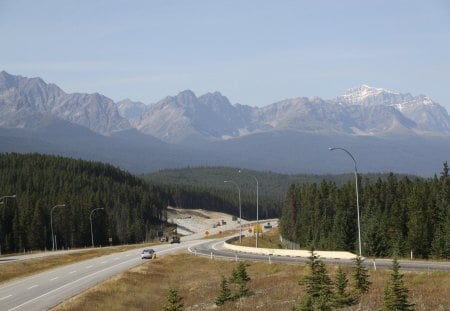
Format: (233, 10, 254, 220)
(189, 237, 450, 272)
(1, 227, 449, 310)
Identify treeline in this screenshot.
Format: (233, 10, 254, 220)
(144, 167, 412, 220)
(161, 183, 280, 220)
(146, 167, 287, 220)
(280, 163, 450, 259)
(0, 153, 167, 253)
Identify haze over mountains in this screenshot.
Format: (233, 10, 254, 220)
(1, 71, 449, 176)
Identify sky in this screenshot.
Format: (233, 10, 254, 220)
(1, 0, 450, 109)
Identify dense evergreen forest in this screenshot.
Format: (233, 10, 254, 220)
(0, 153, 167, 253)
(280, 163, 450, 259)
(143, 167, 413, 221)
(3, 153, 446, 260)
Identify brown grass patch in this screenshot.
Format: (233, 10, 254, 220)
(233, 227, 283, 249)
(52, 253, 450, 311)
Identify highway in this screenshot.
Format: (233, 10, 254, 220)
(0, 240, 204, 311)
(1, 225, 449, 311)
(189, 238, 450, 272)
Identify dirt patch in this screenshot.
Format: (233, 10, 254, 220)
(167, 207, 243, 236)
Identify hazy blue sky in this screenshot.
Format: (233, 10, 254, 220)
(1, 0, 450, 108)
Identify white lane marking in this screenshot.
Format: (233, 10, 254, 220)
(7, 242, 202, 311)
(8, 257, 139, 311)
(86, 265, 93, 269)
(212, 241, 224, 251)
(27, 285, 38, 290)
(50, 277, 59, 281)
(69, 270, 77, 274)
(187, 239, 220, 253)
(0, 294, 12, 301)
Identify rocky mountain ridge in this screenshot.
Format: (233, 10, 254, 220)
(133, 85, 450, 143)
(2, 71, 449, 143)
(1, 71, 449, 176)
(0, 71, 131, 135)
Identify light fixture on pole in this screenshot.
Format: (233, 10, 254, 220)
(0, 194, 16, 203)
(90, 207, 105, 247)
(238, 170, 260, 248)
(329, 146, 362, 256)
(224, 180, 242, 244)
(50, 204, 65, 251)
(0, 195, 16, 255)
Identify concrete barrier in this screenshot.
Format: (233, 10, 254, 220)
(223, 238, 358, 260)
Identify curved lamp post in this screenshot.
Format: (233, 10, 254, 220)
(329, 147, 362, 256)
(0, 194, 16, 203)
(224, 180, 242, 244)
(90, 208, 105, 247)
(0, 195, 16, 255)
(51, 204, 65, 251)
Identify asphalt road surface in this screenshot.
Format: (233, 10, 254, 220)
(1, 223, 449, 311)
(189, 238, 450, 272)
(0, 240, 204, 311)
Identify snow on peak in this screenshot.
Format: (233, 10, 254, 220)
(341, 85, 398, 100)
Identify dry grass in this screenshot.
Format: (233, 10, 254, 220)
(0, 244, 154, 284)
(53, 252, 450, 311)
(233, 227, 283, 249)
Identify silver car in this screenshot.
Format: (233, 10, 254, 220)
(141, 248, 155, 259)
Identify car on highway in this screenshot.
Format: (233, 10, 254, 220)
(141, 248, 155, 259)
(170, 236, 180, 244)
(264, 222, 272, 229)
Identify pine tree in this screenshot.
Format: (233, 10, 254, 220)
(230, 261, 251, 298)
(163, 286, 184, 311)
(334, 266, 358, 307)
(314, 261, 334, 310)
(353, 256, 371, 294)
(381, 258, 414, 311)
(299, 249, 334, 311)
(215, 275, 232, 306)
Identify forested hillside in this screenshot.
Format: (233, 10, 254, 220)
(144, 167, 415, 220)
(146, 168, 292, 220)
(0, 153, 167, 254)
(280, 164, 450, 259)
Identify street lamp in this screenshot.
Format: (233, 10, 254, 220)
(253, 175, 259, 248)
(237, 170, 259, 248)
(224, 180, 242, 244)
(329, 146, 362, 256)
(50, 204, 65, 251)
(0, 194, 16, 202)
(0, 195, 16, 255)
(90, 208, 104, 247)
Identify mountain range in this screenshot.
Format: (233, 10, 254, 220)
(1, 70, 449, 176)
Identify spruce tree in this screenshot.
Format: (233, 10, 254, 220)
(353, 256, 371, 294)
(215, 275, 232, 306)
(314, 261, 334, 310)
(230, 261, 251, 298)
(163, 286, 184, 311)
(299, 249, 334, 311)
(334, 266, 358, 307)
(381, 258, 414, 311)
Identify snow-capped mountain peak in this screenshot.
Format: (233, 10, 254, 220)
(336, 85, 413, 107)
(338, 84, 398, 103)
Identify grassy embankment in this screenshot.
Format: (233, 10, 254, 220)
(53, 230, 450, 311)
(0, 244, 154, 284)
